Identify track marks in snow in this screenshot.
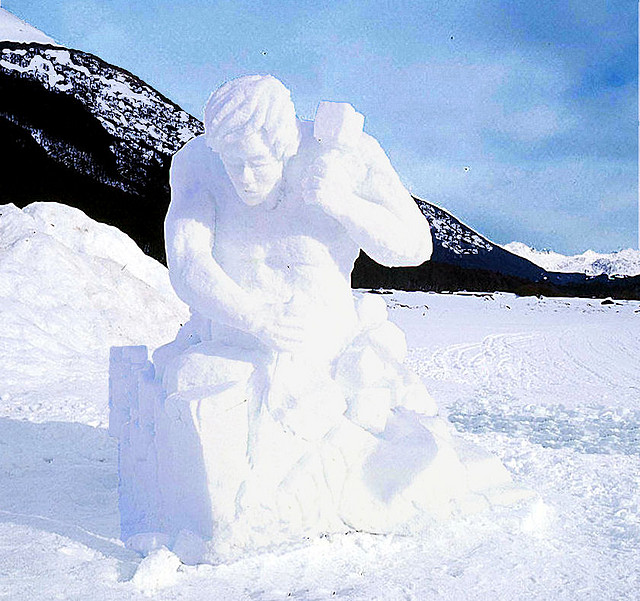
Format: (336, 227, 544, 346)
(407, 325, 640, 409)
(449, 402, 640, 456)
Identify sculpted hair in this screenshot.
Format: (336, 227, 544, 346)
(204, 75, 300, 160)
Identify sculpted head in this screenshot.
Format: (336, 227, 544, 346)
(204, 75, 300, 206)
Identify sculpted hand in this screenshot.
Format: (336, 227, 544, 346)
(302, 149, 361, 212)
(252, 302, 307, 353)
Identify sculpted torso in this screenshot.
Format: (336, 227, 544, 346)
(167, 127, 361, 358)
(165, 109, 431, 362)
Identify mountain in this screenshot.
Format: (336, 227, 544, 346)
(351, 198, 640, 300)
(0, 29, 203, 260)
(1, 10, 638, 299)
(504, 242, 640, 278)
(0, 7, 59, 45)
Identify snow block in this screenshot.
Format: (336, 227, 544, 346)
(314, 101, 364, 148)
(109, 345, 163, 540)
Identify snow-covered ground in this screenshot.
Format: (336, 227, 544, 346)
(504, 241, 640, 278)
(1, 206, 638, 599)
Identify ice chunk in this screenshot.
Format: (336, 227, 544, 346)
(131, 547, 181, 594)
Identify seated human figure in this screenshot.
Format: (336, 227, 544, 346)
(111, 75, 530, 562)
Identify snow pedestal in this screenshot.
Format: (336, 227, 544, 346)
(108, 346, 163, 541)
(109, 308, 534, 564)
(109, 344, 244, 549)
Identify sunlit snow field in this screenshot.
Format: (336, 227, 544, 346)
(0, 205, 638, 600)
(1, 291, 638, 599)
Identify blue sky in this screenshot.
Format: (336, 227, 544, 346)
(6, 0, 638, 253)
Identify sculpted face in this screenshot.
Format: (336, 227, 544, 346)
(220, 134, 284, 207)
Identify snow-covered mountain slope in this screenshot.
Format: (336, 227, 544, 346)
(0, 7, 59, 45)
(504, 241, 640, 278)
(415, 198, 544, 279)
(0, 41, 200, 168)
(352, 197, 551, 294)
(0, 28, 546, 292)
(0, 33, 203, 260)
(0, 7, 570, 291)
(354, 198, 640, 299)
(0, 202, 188, 425)
(0, 44, 198, 157)
(1, 287, 639, 599)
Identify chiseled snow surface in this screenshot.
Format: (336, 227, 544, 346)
(1, 218, 639, 600)
(504, 241, 640, 277)
(116, 81, 446, 559)
(0, 7, 59, 46)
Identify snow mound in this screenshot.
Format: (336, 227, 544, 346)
(504, 241, 640, 277)
(0, 202, 188, 425)
(22, 202, 175, 298)
(0, 7, 59, 46)
(131, 547, 181, 594)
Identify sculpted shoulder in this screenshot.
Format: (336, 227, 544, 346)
(171, 135, 225, 192)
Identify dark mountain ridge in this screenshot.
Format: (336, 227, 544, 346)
(352, 198, 640, 300)
(0, 40, 203, 259)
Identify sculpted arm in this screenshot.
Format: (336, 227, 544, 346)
(306, 135, 432, 267)
(166, 145, 259, 333)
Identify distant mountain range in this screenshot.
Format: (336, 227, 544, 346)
(1, 11, 638, 300)
(503, 242, 640, 278)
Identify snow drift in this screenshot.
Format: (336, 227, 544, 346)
(0, 202, 188, 425)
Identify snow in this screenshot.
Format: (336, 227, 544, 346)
(2, 280, 639, 598)
(0, 7, 59, 46)
(110, 77, 525, 561)
(314, 100, 365, 147)
(0, 71, 637, 596)
(416, 198, 493, 256)
(0, 53, 64, 86)
(0, 202, 188, 426)
(22, 202, 177, 297)
(131, 547, 181, 594)
(504, 241, 640, 277)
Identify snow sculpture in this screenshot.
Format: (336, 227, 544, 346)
(110, 75, 531, 563)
